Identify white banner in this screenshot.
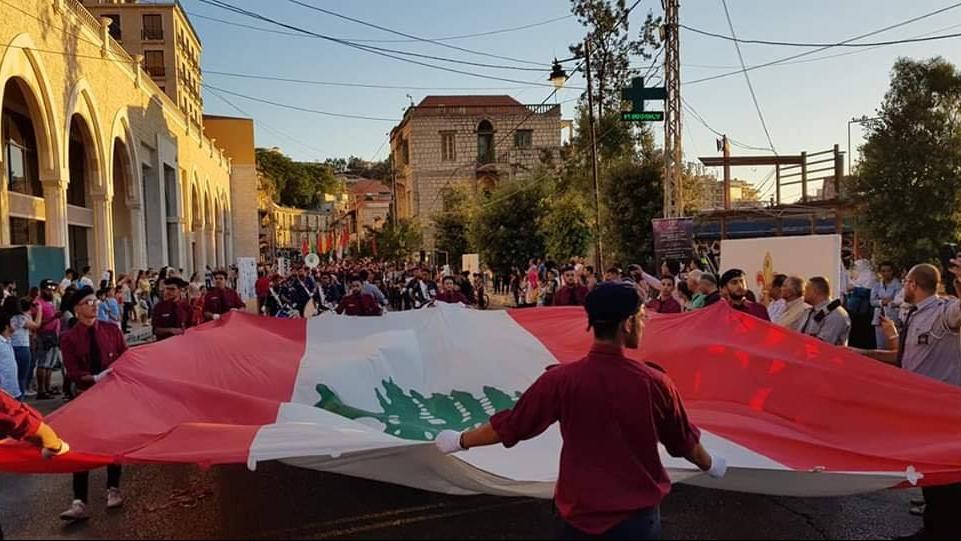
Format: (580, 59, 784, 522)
(720, 234, 842, 298)
(236, 257, 258, 301)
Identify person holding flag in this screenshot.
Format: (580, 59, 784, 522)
(435, 282, 726, 539)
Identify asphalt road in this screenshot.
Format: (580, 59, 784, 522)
(0, 451, 922, 540)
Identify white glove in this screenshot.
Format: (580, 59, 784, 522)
(435, 430, 465, 454)
(212, 313, 221, 320)
(93, 368, 113, 384)
(706, 453, 728, 479)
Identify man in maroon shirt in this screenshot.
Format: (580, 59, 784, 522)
(335, 278, 382, 316)
(203, 269, 246, 321)
(435, 282, 725, 539)
(60, 286, 127, 521)
(554, 266, 589, 306)
(719, 269, 770, 321)
(646, 276, 683, 314)
(435, 276, 469, 304)
(152, 277, 194, 341)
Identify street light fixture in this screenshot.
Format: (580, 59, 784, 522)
(549, 59, 568, 89)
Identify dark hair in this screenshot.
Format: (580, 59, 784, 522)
(82, 266, 91, 274)
(592, 320, 621, 341)
(1, 296, 18, 318)
(0, 310, 11, 332)
(606, 267, 622, 275)
(677, 281, 693, 301)
(358, 269, 370, 281)
(772, 274, 788, 288)
(663, 260, 682, 277)
(442, 276, 455, 284)
(879, 261, 896, 272)
(213, 269, 229, 279)
(65, 268, 76, 279)
(585, 266, 594, 273)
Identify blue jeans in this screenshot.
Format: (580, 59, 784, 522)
(13, 346, 32, 398)
(558, 507, 661, 540)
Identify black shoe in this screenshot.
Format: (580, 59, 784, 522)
(35, 393, 51, 400)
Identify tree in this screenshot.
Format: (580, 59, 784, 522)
(853, 57, 961, 270)
(371, 218, 422, 262)
(542, 190, 592, 263)
(569, 0, 660, 115)
(432, 184, 474, 268)
(471, 179, 546, 275)
(603, 157, 663, 266)
(256, 148, 342, 209)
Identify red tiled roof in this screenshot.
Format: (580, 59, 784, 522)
(348, 179, 391, 196)
(417, 95, 522, 107)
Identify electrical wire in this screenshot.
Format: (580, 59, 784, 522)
(203, 69, 587, 91)
(202, 83, 399, 122)
(286, 0, 544, 66)
(681, 22, 961, 48)
(720, 0, 777, 154)
(680, 97, 772, 152)
(683, 1, 961, 85)
(187, 10, 572, 44)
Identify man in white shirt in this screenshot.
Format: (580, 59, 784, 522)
(776, 276, 809, 331)
(766, 274, 788, 322)
(78, 266, 94, 289)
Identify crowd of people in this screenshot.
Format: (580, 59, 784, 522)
(254, 258, 489, 318)
(2, 248, 960, 539)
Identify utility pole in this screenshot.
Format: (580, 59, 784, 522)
(584, 39, 604, 272)
(662, 0, 682, 218)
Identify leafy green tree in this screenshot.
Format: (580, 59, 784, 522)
(853, 57, 961, 269)
(432, 185, 474, 268)
(603, 157, 663, 266)
(371, 217, 423, 262)
(542, 190, 592, 263)
(471, 179, 546, 275)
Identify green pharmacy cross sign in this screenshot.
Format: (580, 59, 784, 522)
(620, 77, 666, 122)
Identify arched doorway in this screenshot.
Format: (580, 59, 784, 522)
(66, 114, 99, 273)
(2, 78, 45, 245)
(111, 138, 135, 275)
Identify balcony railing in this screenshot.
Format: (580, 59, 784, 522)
(145, 65, 166, 78)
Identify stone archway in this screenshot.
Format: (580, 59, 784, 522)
(66, 113, 100, 273)
(1, 78, 48, 246)
(110, 137, 136, 275)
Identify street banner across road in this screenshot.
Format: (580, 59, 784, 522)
(1, 304, 958, 497)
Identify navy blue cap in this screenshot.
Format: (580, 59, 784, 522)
(584, 282, 642, 325)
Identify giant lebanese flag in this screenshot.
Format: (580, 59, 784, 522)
(2, 303, 960, 497)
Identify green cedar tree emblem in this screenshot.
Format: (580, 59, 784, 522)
(314, 379, 521, 441)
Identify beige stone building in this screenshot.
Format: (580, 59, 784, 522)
(0, 0, 253, 280)
(346, 178, 390, 247)
(707, 178, 762, 210)
(258, 187, 348, 263)
(81, 0, 204, 128)
(389, 95, 562, 248)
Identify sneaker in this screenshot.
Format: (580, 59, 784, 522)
(909, 505, 925, 517)
(107, 487, 123, 509)
(60, 500, 89, 521)
(910, 497, 925, 506)
(24, 390, 37, 397)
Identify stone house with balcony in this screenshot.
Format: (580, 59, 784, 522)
(389, 95, 562, 248)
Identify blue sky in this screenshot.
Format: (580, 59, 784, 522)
(191, 0, 961, 201)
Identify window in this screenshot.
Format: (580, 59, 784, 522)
(142, 14, 163, 40)
(105, 14, 121, 40)
(440, 131, 456, 162)
(514, 129, 533, 149)
(143, 50, 165, 78)
(477, 120, 494, 164)
(9, 217, 45, 245)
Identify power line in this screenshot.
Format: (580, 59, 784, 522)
(680, 97, 771, 152)
(683, 1, 961, 85)
(681, 22, 961, 48)
(187, 10, 572, 44)
(202, 83, 399, 122)
(720, 0, 777, 154)
(196, 0, 562, 83)
(203, 69, 587, 91)
(286, 0, 544, 66)
(205, 86, 330, 156)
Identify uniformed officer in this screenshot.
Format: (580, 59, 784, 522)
(434, 282, 726, 540)
(856, 263, 961, 539)
(798, 276, 851, 346)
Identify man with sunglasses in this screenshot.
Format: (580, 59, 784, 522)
(152, 277, 194, 341)
(435, 282, 725, 540)
(59, 286, 127, 521)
